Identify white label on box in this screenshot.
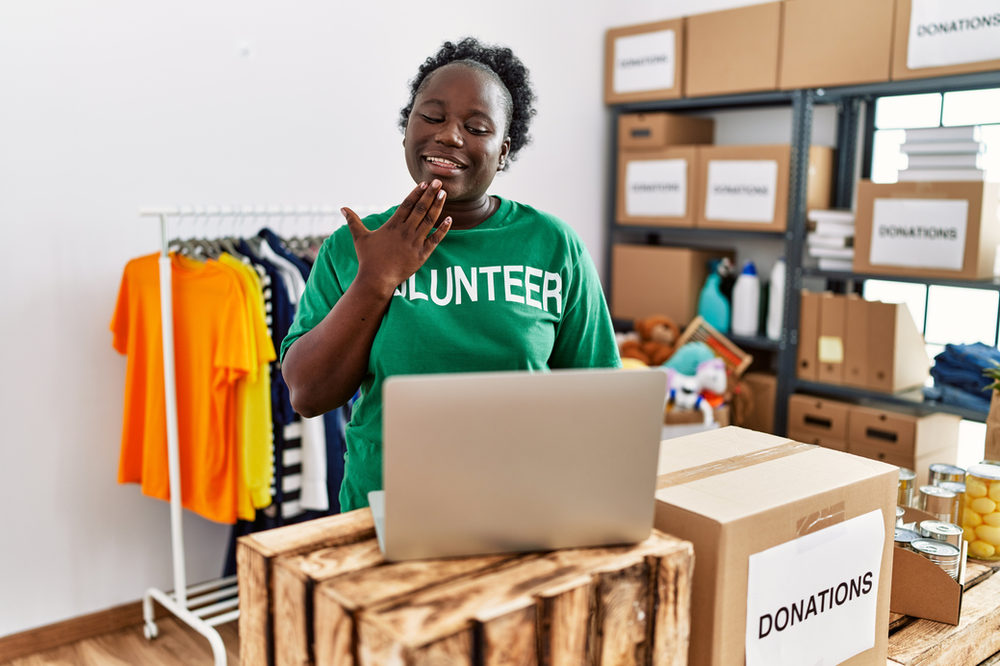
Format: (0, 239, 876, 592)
(745, 509, 885, 666)
(613, 30, 676, 94)
(869, 198, 969, 271)
(625, 159, 687, 217)
(704, 160, 779, 223)
(908, 0, 1000, 69)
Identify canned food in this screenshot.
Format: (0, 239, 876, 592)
(919, 520, 964, 549)
(896, 506, 905, 526)
(911, 539, 962, 579)
(938, 481, 966, 526)
(962, 463, 1000, 561)
(894, 527, 921, 551)
(898, 468, 916, 507)
(929, 463, 966, 486)
(919, 485, 957, 522)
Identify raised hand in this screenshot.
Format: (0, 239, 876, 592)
(343, 179, 452, 298)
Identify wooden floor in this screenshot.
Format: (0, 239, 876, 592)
(0, 619, 239, 666)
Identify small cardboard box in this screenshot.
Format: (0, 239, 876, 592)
(605, 19, 685, 104)
(618, 112, 714, 150)
(685, 2, 782, 98)
(787, 394, 851, 440)
(611, 245, 733, 324)
(848, 406, 960, 487)
(854, 180, 1000, 280)
(797, 289, 822, 380)
(891, 506, 965, 625)
(891, 0, 1000, 81)
(617, 147, 699, 227)
(734, 372, 777, 434)
(779, 0, 896, 89)
(655, 427, 896, 666)
(695, 145, 833, 232)
(818, 293, 846, 384)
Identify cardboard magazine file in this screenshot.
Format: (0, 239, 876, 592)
(616, 147, 699, 227)
(891, 505, 966, 625)
(817, 293, 846, 384)
(843, 295, 870, 389)
(684, 2, 782, 98)
(694, 145, 833, 232)
(618, 112, 714, 151)
(605, 19, 685, 104)
(854, 180, 1000, 280)
(779, 0, 896, 89)
(787, 394, 852, 441)
(797, 289, 822, 381)
(655, 427, 897, 666)
(891, 0, 1000, 81)
(864, 300, 930, 393)
(847, 405, 960, 488)
(610, 245, 733, 324)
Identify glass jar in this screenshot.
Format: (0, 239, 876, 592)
(962, 463, 1000, 561)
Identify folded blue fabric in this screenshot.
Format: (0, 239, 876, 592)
(930, 342, 1000, 398)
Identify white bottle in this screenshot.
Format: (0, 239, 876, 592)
(766, 258, 786, 341)
(731, 261, 761, 337)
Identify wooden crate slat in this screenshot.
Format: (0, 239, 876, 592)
(595, 559, 651, 666)
(538, 578, 593, 666)
(479, 600, 539, 666)
(237, 539, 271, 666)
(652, 548, 694, 666)
(314, 594, 354, 666)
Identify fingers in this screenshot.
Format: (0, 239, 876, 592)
(341, 207, 368, 242)
(425, 216, 452, 250)
(391, 181, 430, 225)
(403, 179, 445, 230)
(417, 185, 447, 233)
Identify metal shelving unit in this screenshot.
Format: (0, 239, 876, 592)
(605, 71, 1000, 436)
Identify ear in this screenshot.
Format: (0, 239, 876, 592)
(497, 137, 512, 171)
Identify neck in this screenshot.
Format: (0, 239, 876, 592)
(440, 194, 497, 230)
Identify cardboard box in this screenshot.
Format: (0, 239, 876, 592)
(617, 147, 698, 227)
(854, 180, 1000, 280)
(797, 289, 822, 381)
(685, 2, 782, 97)
(865, 300, 930, 393)
(788, 427, 849, 452)
(779, 0, 896, 89)
(734, 372, 777, 434)
(787, 394, 851, 440)
(611, 245, 733, 324)
(891, 505, 965, 625)
(695, 145, 833, 231)
(843, 295, 870, 389)
(605, 19, 685, 104)
(848, 406, 959, 486)
(655, 427, 896, 666)
(818, 293, 846, 384)
(618, 112, 714, 150)
(891, 0, 1000, 81)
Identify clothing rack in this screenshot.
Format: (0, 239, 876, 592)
(137, 204, 343, 666)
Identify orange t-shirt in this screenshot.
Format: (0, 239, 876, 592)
(111, 253, 252, 524)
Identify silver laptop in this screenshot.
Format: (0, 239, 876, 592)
(368, 368, 667, 561)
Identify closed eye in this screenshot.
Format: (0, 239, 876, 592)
(466, 126, 490, 135)
(421, 114, 443, 123)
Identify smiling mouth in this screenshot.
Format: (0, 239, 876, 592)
(425, 156, 466, 170)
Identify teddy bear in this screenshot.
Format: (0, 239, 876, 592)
(619, 314, 681, 367)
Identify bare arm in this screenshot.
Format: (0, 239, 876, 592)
(282, 181, 450, 418)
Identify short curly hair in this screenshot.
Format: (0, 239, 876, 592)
(399, 38, 537, 165)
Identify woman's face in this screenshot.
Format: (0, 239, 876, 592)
(403, 64, 511, 203)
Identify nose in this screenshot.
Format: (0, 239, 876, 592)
(435, 120, 463, 147)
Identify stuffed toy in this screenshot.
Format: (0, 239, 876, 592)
(665, 355, 729, 425)
(619, 314, 681, 366)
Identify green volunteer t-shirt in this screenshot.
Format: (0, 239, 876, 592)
(281, 196, 621, 512)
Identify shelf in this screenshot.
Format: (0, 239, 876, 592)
(794, 380, 988, 422)
(802, 268, 1000, 291)
(728, 334, 781, 352)
(613, 224, 787, 242)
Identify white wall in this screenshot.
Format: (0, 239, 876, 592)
(0, 0, 768, 636)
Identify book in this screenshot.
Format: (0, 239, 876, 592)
(813, 220, 855, 237)
(807, 209, 855, 224)
(807, 234, 853, 249)
(900, 141, 985, 155)
(897, 168, 986, 182)
(906, 153, 985, 169)
(818, 258, 854, 271)
(808, 246, 855, 260)
(903, 125, 981, 143)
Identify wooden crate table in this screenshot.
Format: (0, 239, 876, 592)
(887, 559, 1000, 666)
(237, 508, 694, 666)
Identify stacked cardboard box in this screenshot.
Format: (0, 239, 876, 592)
(807, 209, 855, 272)
(797, 291, 930, 393)
(898, 126, 987, 182)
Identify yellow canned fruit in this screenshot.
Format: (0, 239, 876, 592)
(985, 512, 1000, 528)
(967, 479, 989, 498)
(970, 540, 996, 559)
(964, 508, 984, 527)
(989, 482, 1000, 503)
(971, 497, 998, 515)
(975, 524, 1000, 547)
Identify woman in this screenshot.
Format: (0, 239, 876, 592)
(281, 38, 620, 512)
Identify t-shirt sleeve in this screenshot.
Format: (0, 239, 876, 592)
(215, 276, 253, 384)
(548, 240, 622, 370)
(110, 262, 131, 355)
(279, 235, 347, 363)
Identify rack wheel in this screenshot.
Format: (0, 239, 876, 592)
(143, 621, 159, 640)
